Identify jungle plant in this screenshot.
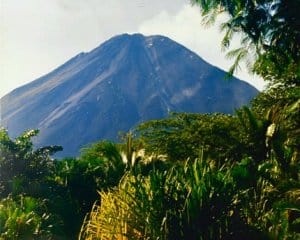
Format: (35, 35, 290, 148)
(0, 128, 62, 198)
(135, 112, 246, 163)
(0, 195, 57, 240)
(79, 155, 264, 240)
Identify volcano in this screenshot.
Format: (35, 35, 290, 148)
(0, 33, 258, 157)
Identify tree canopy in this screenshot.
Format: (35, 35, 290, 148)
(192, 0, 300, 86)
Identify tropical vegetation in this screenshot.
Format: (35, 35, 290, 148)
(0, 0, 299, 239)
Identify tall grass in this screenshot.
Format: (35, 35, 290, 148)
(79, 156, 240, 240)
(80, 146, 300, 240)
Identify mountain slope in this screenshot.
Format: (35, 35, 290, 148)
(0, 33, 258, 157)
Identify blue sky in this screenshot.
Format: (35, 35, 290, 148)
(0, 0, 266, 97)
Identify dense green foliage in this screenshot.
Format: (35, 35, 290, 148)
(0, 129, 64, 239)
(0, 195, 59, 240)
(80, 158, 239, 239)
(136, 113, 244, 162)
(1, 1, 299, 239)
(0, 131, 127, 239)
(1, 108, 299, 239)
(0, 129, 62, 198)
(49, 141, 126, 238)
(80, 148, 299, 239)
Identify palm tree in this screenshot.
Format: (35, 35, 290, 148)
(191, 0, 300, 85)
